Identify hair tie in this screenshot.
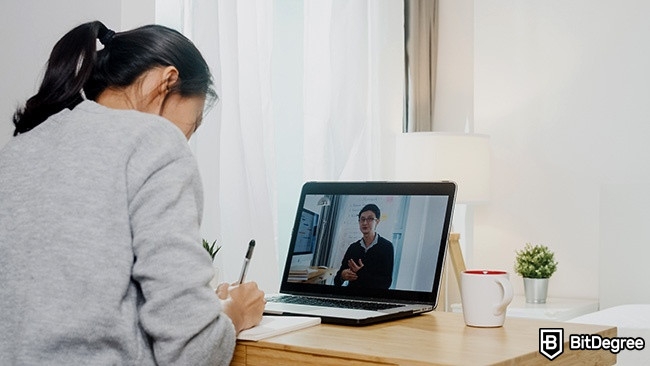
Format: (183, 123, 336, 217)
(99, 29, 115, 46)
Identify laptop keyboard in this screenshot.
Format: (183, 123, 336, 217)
(266, 295, 401, 311)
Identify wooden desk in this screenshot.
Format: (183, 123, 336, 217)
(232, 311, 616, 365)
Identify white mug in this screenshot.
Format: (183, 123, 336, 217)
(461, 270, 514, 327)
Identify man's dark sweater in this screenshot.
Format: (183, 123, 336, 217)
(334, 235, 394, 289)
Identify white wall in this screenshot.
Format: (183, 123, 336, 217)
(0, 0, 153, 147)
(472, 1, 650, 301)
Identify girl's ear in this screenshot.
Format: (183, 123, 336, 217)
(159, 66, 179, 95)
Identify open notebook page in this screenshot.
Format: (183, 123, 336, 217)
(237, 315, 321, 341)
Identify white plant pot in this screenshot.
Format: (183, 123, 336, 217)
(209, 264, 221, 290)
(523, 277, 549, 304)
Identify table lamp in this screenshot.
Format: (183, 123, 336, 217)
(394, 132, 490, 304)
(395, 132, 489, 204)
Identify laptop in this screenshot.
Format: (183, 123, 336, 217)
(265, 181, 457, 325)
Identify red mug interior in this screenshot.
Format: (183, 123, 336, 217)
(464, 270, 507, 275)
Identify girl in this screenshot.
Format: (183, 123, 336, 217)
(0, 21, 264, 365)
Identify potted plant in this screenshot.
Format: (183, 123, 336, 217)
(514, 243, 558, 303)
(202, 239, 222, 288)
(202, 238, 221, 261)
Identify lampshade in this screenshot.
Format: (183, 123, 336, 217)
(394, 132, 490, 204)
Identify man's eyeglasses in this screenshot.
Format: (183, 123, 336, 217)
(358, 217, 378, 223)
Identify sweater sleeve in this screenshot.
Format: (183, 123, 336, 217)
(126, 127, 235, 366)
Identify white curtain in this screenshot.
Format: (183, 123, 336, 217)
(303, 0, 375, 180)
(188, 0, 279, 292)
(160, 0, 404, 292)
(282, 0, 404, 263)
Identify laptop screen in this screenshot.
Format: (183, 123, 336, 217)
(280, 181, 456, 305)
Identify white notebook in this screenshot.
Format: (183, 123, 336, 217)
(237, 315, 320, 341)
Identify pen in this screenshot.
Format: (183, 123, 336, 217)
(238, 239, 256, 284)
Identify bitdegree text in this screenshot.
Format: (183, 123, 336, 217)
(570, 334, 645, 354)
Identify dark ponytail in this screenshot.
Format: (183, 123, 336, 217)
(13, 21, 108, 135)
(13, 21, 215, 136)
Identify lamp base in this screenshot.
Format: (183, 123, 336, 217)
(448, 232, 465, 290)
(439, 232, 466, 312)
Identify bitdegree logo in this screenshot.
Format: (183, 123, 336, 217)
(539, 328, 646, 361)
(570, 334, 645, 354)
(539, 329, 564, 360)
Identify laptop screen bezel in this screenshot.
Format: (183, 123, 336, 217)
(278, 181, 457, 305)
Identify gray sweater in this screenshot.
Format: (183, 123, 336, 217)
(0, 101, 235, 365)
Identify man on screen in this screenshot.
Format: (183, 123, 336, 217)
(334, 204, 394, 289)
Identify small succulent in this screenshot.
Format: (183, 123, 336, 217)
(202, 239, 221, 262)
(514, 243, 558, 279)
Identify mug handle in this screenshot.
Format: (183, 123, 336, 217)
(493, 277, 514, 316)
